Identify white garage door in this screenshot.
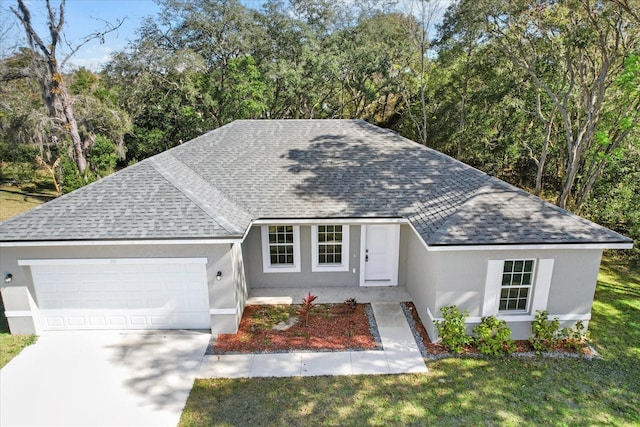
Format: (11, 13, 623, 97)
(25, 258, 210, 331)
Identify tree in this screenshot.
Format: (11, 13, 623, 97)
(10, 0, 123, 174)
(482, 0, 640, 209)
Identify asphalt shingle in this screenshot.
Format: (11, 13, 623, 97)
(0, 119, 632, 246)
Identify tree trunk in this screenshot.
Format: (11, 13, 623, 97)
(557, 144, 581, 209)
(12, 0, 88, 174)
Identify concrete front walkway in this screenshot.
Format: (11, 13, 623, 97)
(1, 331, 210, 427)
(198, 302, 427, 378)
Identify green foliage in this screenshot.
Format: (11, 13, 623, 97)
(434, 305, 472, 353)
(0, 143, 40, 163)
(472, 316, 515, 356)
(58, 156, 96, 194)
(343, 297, 357, 313)
(529, 310, 561, 353)
(582, 146, 640, 264)
(560, 321, 590, 351)
(69, 68, 99, 95)
(88, 135, 118, 177)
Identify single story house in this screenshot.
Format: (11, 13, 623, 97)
(0, 120, 632, 340)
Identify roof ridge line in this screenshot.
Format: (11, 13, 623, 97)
(149, 154, 252, 236)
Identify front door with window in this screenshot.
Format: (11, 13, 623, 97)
(360, 224, 400, 286)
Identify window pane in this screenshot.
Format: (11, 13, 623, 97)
(284, 226, 292, 233)
(499, 260, 534, 312)
(278, 255, 286, 264)
(504, 261, 513, 272)
(319, 254, 326, 264)
(335, 232, 342, 242)
(319, 225, 325, 233)
(270, 255, 278, 264)
(286, 255, 293, 264)
(334, 254, 342, 264)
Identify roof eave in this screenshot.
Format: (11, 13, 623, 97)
(425, 241, 634, 251)
(0, 237, 244, 247)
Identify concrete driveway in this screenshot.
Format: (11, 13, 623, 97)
(0, 330, 210, 427)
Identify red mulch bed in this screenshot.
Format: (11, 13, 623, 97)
(213, 303, 379, 354)
(404, 302, 594, 356)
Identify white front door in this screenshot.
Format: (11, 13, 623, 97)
(360, 224, 400, 286)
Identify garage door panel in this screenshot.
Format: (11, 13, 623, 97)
(32, 261, 210, 330)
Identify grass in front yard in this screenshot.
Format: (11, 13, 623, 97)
(180, 256, 640, 426)
(1, 163, 58, 222)
(0, 295, 37, 369)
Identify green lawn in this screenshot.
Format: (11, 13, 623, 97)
(0, 295, 37, 368)
(0, 172, 45, 368)
(180, 257, 640, 426)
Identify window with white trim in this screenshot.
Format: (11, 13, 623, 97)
(311, 225, 349, 272)
(499, 259, 535, 312)
(261, 225, 301, 273)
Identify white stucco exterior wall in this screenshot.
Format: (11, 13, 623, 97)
(402, 227, 605, 340)
(0, 242, 243, 335)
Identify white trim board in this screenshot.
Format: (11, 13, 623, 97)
(253, 218, 407, 225)
(209, 308, 237, 315)
(426, 306, 591, 324)
(3, 310, 33, 317)
(18, 257, 208, 266)
(427, 243, 632, 251)
(1, 239, 240, 247)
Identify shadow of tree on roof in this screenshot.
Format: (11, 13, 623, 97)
(284, 129, 485, 221)
(282, 125, 624, 244)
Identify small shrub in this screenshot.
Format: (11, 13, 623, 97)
(472, 316, 516, 356)
(434, 305, 472, 353)
(298, 292, 318, 327)
(529, 310, 560, 352)
(344, 297, 357, 313)
(560, 320, 590, 351)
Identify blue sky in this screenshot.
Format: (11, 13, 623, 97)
(3, 0, 162, 70)
(2, 0, 449, 71)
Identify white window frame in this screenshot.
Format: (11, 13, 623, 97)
(261, 225, 301, 273)
(498, 259, 536, 313)
(483, 258, 554, 317)
(311, 225, 350, 272)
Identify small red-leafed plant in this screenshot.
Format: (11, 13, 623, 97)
(298, 292, 318, 327)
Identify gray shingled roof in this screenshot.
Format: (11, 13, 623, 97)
(0, 119, 632, 246)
